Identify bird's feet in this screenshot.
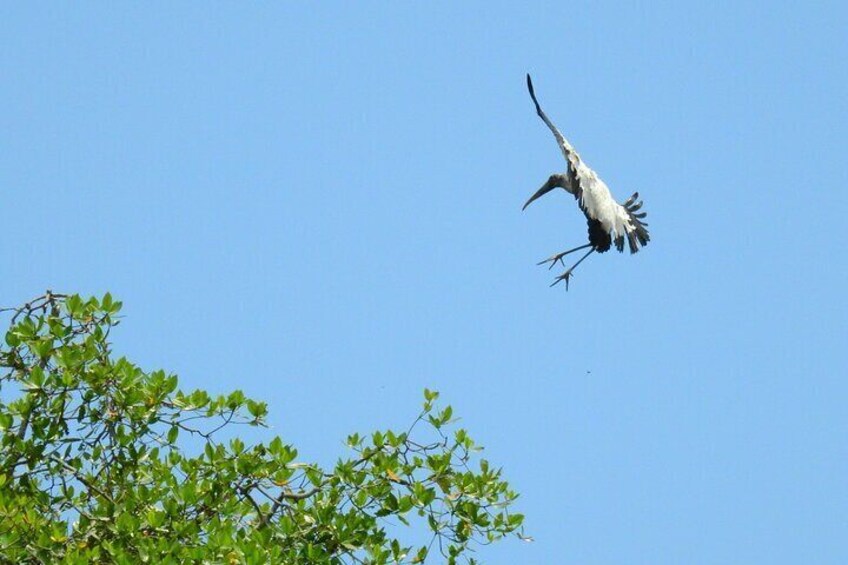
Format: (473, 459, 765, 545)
(537, 251, 569, 270)
(550, 269, 575, 290)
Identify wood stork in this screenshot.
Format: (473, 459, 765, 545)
(522, 74, 650, 289)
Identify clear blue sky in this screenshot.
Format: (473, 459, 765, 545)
(2, 2, 847, 563)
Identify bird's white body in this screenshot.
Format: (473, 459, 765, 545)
(574, 163, 635, 244)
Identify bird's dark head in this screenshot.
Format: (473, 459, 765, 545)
(547, 173, 567, 187)
(522, 173, 570, 211)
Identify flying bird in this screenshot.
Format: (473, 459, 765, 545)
(522, 74, 650, 289)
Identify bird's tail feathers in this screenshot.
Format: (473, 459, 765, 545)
(622, 192, 650, 254)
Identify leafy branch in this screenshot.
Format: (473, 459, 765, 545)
(0, 292, 526, 564)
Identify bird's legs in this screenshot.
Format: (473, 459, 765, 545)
(536, 243, 593, 270)
(550, 247, 596, 290)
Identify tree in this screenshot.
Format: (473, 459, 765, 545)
(0, 292, 526, 564)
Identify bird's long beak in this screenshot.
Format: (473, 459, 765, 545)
(522, 177, 558, 210)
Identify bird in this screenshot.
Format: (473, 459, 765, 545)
(522, 74, 650, 289)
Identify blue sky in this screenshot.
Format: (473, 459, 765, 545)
(2, 2, 847, 562)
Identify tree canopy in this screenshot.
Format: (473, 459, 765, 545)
(0, 292, 526, 564)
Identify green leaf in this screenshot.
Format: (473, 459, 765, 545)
(412, 546, 428, 563)
(441, 405, 453, 424)
(65, 294, 83, 316)
(246, 399, 267, 420)
(5, 330, 20, 347)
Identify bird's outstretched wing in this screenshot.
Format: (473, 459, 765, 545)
(526, 74, 583, 188)
(523, 74, 586, 211)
